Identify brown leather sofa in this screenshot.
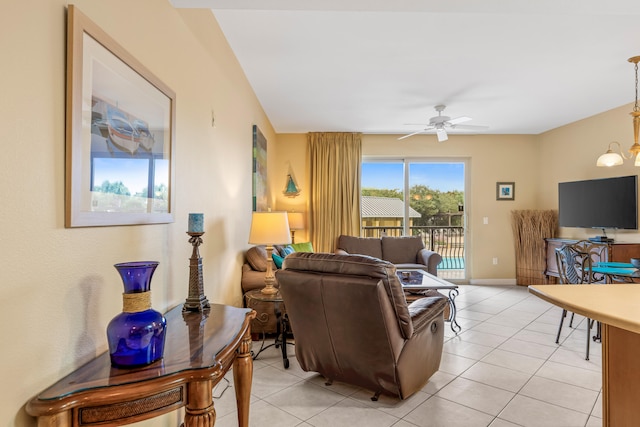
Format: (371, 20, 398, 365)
(276, 252, 447, 400)
(335, 235, 442, 275)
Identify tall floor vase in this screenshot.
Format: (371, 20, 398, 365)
(107, 261, 167, 367)
(511, 210, 558, 285)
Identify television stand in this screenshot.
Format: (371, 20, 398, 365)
(589, 236, 614, 243)
(589, 229, 614, 243)
(545, 238, 640, 281)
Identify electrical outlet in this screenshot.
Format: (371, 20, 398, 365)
(483, 217, 489, 225)
(493, 257, 498, 265)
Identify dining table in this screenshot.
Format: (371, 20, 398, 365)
(529, 283, 640, 426)
(590, 262, 640, 283)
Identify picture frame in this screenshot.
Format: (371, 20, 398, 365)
(496, 182, 515, 201)
(252, 125, 268, 212)
(65, 6, 176, 227)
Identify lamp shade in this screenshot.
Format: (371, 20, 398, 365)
(287, 212, 305, 230)
(596, 151, 624, 167)
(248, 212, 292, 245)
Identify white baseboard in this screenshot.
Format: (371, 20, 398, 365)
(469, 278, 518, 285)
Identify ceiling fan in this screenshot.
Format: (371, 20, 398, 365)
(398, 105, 488, 142)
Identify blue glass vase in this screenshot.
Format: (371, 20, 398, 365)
(107, 261, 167, 368)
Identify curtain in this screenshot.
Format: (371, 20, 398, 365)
(308, 132, 362, 253)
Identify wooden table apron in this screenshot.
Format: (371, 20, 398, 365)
(528, 284, 640, 427)
(26, 303, 256, 427)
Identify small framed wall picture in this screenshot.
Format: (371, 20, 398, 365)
(496, 182, 515, 201)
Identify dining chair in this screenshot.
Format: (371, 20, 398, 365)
(554, 241, 606, 360)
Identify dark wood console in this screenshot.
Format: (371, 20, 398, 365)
(544, 238, 640, 280)
(26, 304, 256, 427)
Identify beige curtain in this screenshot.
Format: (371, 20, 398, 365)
(308, 132, 362, 253)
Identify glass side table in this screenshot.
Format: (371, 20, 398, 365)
(244, 289, 294, 368)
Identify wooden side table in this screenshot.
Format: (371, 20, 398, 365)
(244, 289, 293, 368)
(26, 304, 256, 427)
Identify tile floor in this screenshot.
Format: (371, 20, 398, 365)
(212, 285, 603, 427)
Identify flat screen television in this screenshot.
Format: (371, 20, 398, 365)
(558, 175, 638, 230)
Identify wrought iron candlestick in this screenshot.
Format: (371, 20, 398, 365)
(183, 231, 210, 312)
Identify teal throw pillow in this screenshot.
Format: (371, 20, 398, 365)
(272, 253, 285, 269)
(281, 245, 295, 256)
(291, 241, 314, 252)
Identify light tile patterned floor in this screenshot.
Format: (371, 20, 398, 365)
(438, 269, 465, 280)
(212, 285, 603, 427)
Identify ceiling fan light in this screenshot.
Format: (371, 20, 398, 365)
(596, 150, 624, 167)
(436, 128, 448, 142)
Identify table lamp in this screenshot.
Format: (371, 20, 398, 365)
(287, 212, 305, 243)
(248, 211, 292, 294)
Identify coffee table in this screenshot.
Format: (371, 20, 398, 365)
(397, 269, 461, 333)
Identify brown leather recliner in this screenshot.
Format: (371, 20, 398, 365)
(276, 252, 447, 400)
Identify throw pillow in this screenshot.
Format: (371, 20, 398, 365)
(245, 246, 268, 271)
(281, 245, 295, 256)
(272, 253, 285, 269)
(291, 241, 314, 252)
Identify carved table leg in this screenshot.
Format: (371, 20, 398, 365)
(184, 380, 215, 427)
(37, 412, 71, 427)
(233, 328, 253, 427)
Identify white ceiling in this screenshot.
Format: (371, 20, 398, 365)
(171, 0, 640, 137)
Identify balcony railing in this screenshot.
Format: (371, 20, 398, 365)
(361, 226, 465, 270)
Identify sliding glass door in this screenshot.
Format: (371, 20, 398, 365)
(361, 159, 466, 279)
(361, 162, 405, 236)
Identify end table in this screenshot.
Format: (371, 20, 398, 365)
(244, 289, 294, 368)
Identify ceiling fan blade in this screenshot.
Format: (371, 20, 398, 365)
(451, 124, 489, 130)
(436, 128, 448, 142)
(398, 129, 427, 140)
(448, 116, 472, 125)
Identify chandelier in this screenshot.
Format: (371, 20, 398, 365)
(596, 56, 640, 167)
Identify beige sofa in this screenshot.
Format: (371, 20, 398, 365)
(335, 235, 442, 274)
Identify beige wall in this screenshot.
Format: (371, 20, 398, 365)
(271, 121, 640, 281)
(363, 134, 541, 281)
(538, 103, 640, 243)
(5, 1, 640, 423)
(269, 133, 541, 281)
(273, 134, 310, 242)
(2, 1, 273, 425)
